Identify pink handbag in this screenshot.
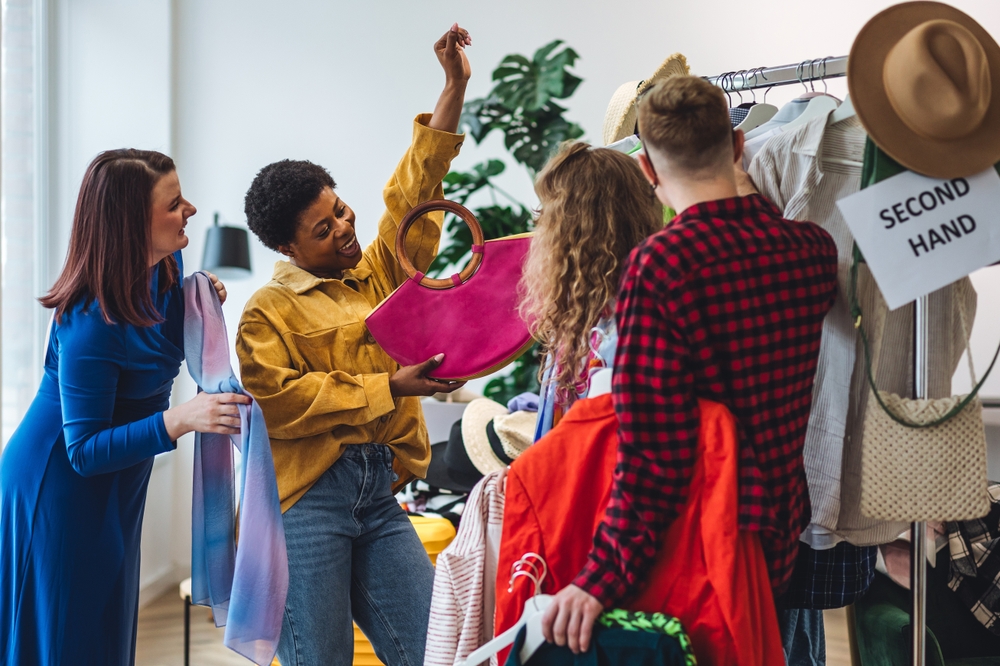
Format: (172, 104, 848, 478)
(365, 200, 534, 381)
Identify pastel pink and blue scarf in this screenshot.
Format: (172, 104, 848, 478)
(184, 272, 287, 665)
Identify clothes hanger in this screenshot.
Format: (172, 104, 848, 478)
(827, 93, 856, 125)
(735, 68, 778, 133)
(821, 93, 863, 167)
(779, 59, 840, 134)
(461, 554, 553, 666)
(588, 368, 613, 397)
(743, 73, 794, 140)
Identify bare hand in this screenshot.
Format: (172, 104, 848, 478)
(163, 391, 252, 440)
(734, 164, 758, 196)
(389, 354, 467, 398)
(541, 585, 603, 654)
(434, 23, 472, 84)
(205, 271, 228, 305)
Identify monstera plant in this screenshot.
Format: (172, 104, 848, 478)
(428, 40, 584, 404)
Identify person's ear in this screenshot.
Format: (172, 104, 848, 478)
(732, 129, 746, 166)
(277, 243, 294, 258)
(637, 152, 659, 188)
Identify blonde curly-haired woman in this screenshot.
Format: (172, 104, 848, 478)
(519, 141, 663, 439)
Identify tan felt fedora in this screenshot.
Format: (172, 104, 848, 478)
(849, 1, 1000, 178)
(602, 53, 690, 146)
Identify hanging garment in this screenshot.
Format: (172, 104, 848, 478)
(184, 271, 287, 666)
(748, 113, 977, 547)
(425, 472, 505, 666)
(779, 541, 876, 610)
(497, 395, 784, 666)
(534, 316, 616, 441)
(745, 98, 811, 140)
(729, 106, 749, 127)
(0, 254, 185, 666)
(741, 98, 812, 168)
(879, 484, 1000, 636)
(503, 613, 695, 666)
(946, 483, 1000, 636)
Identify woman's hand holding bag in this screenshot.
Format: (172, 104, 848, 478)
(366, 200, 534, 381)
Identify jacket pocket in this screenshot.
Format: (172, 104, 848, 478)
(287, 324, 364, 375)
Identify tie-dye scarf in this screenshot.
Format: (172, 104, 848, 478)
(183, 272, 287, 665)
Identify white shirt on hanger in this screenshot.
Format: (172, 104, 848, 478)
(749, 113, 977, 548)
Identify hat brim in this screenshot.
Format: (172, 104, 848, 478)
(602, 53, 690, 146)
(461, 398, 510, 475)
(424, 440, 480, 494)
(849, 1, 1000, 178)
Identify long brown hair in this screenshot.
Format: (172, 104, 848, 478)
(40, 149, 179, 326)
(519, 142, 663, 397)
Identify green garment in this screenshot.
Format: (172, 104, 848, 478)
(597, 610, 696, 666)
(861, 139, 1000, 189)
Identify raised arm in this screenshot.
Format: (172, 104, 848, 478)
(370, 24, 472, 287)
(428, 23, 472, 133)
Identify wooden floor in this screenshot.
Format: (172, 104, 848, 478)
(136, 591, 248, 666)
(136, 589, 855, 665)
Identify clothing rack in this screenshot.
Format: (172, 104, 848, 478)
(704, 56, 929, 666)
(704, 56, 848, 93)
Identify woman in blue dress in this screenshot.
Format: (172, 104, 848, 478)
(0, 149, 251, 665)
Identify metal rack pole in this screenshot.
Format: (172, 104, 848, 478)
(911, 295, 930, 666)
(703, 55, 847, 92)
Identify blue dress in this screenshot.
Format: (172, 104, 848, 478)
(0, 254, 185, 665)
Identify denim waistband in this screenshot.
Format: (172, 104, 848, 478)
(340, 443, 395, 465)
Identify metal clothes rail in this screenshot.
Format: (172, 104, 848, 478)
(703, 54, 929, 666)
(703, 55, 848, 92)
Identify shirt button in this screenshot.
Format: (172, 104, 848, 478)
(367, 333, 375, 344)
(380, 415, 388, 423)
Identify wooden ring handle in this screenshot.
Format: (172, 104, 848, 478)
(396, 199, 485, 290)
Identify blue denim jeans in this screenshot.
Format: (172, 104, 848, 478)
(779, 608, 826, 666)
(276, 444, 434, 666)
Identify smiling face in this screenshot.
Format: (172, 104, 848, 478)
(148, 171, 197, 266)
(277, 186, 360, 279)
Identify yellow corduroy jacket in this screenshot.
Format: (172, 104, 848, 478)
(236, 114, 464, 512)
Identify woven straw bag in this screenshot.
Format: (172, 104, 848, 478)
(851, 246, 993, 522)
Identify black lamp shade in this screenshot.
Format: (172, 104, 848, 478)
(203, 225, 252, 280)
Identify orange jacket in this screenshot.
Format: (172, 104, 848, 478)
(496, 395, 783, 665)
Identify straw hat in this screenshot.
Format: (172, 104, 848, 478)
(460, 398, 537, 475)
(602, 53, 690, 146)
(849, 1, 1000, 178)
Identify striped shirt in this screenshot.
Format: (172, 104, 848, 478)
(425, 473, 504, 666)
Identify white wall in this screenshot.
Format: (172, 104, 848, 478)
(49, 0, 190, 606)
(38, 0, 1000, 606)
(172, 0, 1000, 396)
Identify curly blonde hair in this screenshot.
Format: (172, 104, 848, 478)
(519, 141, 663, 398)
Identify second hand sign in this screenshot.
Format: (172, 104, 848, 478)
(837, 167, 1000, 310)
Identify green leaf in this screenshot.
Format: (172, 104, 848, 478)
(532, 39, 564, 64)
(484, 342, 542, 405)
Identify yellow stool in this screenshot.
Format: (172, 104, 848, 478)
(352, 515, 456, 665)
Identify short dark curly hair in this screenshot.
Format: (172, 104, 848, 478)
(244, 159, 336, 251)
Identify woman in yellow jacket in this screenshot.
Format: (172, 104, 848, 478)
(235, 24, 471, 666)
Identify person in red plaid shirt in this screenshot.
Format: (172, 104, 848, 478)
(541, 75, 840, 653)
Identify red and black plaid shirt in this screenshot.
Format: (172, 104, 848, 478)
(574, 194, 839, 606)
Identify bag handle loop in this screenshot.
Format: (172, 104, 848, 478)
(849, 244, 1000, 428)
(396, 199, 485, 290)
